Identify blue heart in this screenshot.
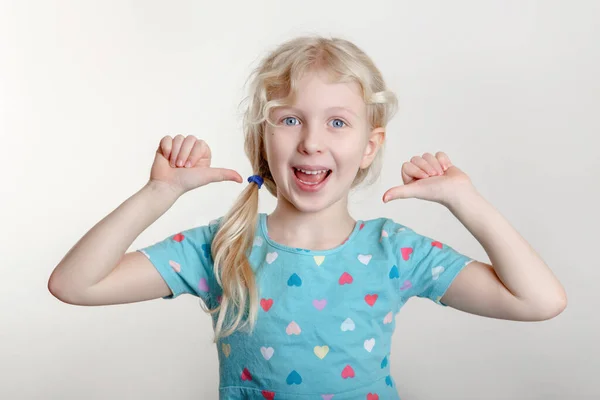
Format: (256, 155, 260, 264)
(295, 248, 311, 252)
(389, 265, 399, 279)
(201, 243, 211, 259)
(287, 273, 302, 287)
(286, 370, 302, 385)
(381, 356, 388, 369)
(386, 375, 393, 387)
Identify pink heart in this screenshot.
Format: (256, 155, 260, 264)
(198, 277, 209, 292)
(262, 391, 275, 400)
(241, 368, 252, 381)
(399, 280, 412, 290)
(313, 299, 327, 310)
(341, 365, 355, 379)
(260, 298, 273, 312)
(172, 233, 185, 242)
(401, 247, 413, 261)
(322, 395, 334, 400)
(365, 294, 378, 307)
(383, 312, 393, 324)
(339, 272, 353, 285)
(168, 260, 181, 273)
(286, 321, 301, 335)
(432, 241, 443, 249)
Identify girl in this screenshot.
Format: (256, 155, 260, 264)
(48, 35, 567, 399)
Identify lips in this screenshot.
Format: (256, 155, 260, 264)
(291, 165, 333, 192)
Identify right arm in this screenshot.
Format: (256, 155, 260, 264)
(48, 135, 242, 306)
(48, 181, 182, 306)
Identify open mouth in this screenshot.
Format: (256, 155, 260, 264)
(292, 167, 332, 185)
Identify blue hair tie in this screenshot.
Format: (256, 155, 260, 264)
(247, 175, 264, 189)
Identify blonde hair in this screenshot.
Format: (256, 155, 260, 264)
(209, 35, 398, 341)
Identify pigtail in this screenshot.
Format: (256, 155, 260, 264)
(210, 181, 260, 341)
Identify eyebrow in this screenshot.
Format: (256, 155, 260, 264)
(276, 106, 359, 118)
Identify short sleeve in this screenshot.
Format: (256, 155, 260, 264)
(136, 217, 222, 304)
(392, 221, 475, 306)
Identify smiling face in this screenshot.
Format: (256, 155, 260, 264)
(264, 68, 385, 214)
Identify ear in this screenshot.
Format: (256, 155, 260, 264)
(360, 127, 385, 169)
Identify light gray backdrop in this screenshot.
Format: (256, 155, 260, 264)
(1, 1, 597, 399)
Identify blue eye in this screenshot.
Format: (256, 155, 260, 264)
(330, 118, 346, 128)
(283, 117, 299, 126)
(279, 116, 347, 128)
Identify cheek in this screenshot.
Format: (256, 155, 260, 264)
(334, 140, 368, 170)
(264, 134, 288, 175)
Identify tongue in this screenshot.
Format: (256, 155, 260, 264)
(295, 169, 328, 184)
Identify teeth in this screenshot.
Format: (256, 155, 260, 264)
(295, 168, 328, 175)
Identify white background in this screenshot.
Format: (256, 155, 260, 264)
(1, 1, 597, 399)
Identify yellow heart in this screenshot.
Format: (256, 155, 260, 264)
(314, 256, 325, 266)
(222, 343, 231, 357)
(314, 345, 329, 359)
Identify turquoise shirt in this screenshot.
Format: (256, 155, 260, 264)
(137, 213, 474, 399)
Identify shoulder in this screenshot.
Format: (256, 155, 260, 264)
(362, 216, 415, 239)
(361, 216, 434, 261)
(168, 216, 225, 249)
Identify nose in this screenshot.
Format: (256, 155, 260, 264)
(297, 123, 325, 155)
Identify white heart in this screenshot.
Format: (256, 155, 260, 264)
(253, 236, 264, 247)
(260, 346, 274, 360)
(266, 252, 278, 264)
(364, 338, 375, 352)
(341, 318, 355, 331)
(358, 254, 372, 265)
(209, 219, 219, 226)
(383, 311, 393, 324)
(396, 227, 406, 233)
(432, 266, 445, 280)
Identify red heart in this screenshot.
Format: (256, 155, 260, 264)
(432, 241, 443, 249)
(359, 222, 365, 230)
(367, 394, 379, 400)
(341, 365, 355, 379)
(262, 390, 275, 399)
(339, 272, 353, 285)
(173, 233, 185, 242)
(241, 368, 252, 381)
(365, 294, 378, 306)
(260, 298, 273, 312)
(401, 247, 413, 261)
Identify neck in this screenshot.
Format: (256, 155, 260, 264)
(266, 196, 356, 251)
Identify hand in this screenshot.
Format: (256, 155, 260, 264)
(148, 135, 242, 196)
(382, 151, 475, 207)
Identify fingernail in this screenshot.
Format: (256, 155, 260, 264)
(185, 161, 191, 168)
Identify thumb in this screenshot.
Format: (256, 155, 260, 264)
(383, 183, 419, 203)
(204, 168, 244, 184)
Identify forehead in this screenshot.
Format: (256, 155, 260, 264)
(273, 69, 366, 116)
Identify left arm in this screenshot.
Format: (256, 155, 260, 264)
(383, 151, 567, 322)
(441, 187, 567, 321)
